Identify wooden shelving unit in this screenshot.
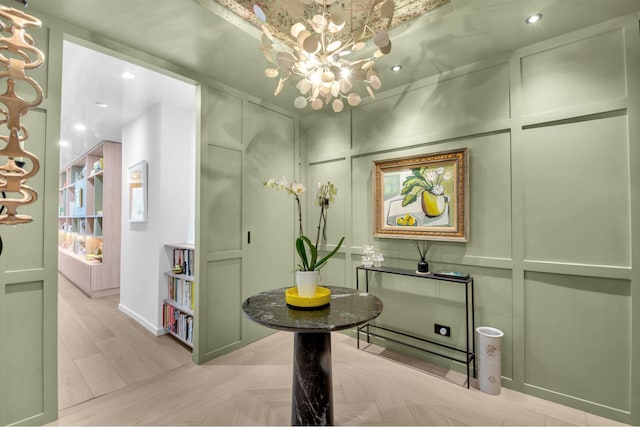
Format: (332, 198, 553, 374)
(58, 140, 122, 298)
(162, 243, 195, 348)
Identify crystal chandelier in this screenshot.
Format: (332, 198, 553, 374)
(254, 0, 395, 112)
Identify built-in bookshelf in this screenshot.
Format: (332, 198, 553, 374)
(162, 243, 195, 348)
(58, 140, 122, 298)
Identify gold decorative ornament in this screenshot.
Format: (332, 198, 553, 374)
(0, 6, 45, 225)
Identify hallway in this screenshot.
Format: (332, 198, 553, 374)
(57, 274, 192, 409)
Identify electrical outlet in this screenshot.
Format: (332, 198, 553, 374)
(434, 323, 451, 337)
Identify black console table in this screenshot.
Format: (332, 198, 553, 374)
(356, 265, 476, 388)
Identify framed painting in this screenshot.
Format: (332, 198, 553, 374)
(373, 148, 469, 241)
(128, 160, 147, 223)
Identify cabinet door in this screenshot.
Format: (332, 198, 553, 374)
(242, 102, 296, 343)
(195, 89, 297, 364)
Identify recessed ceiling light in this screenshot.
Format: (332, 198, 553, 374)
(74, 123, 86, 131)
(59, 140, 69, 147)
(525, 13, 543, 24)
(121, 71, 135, 79)
(95, 101, 108, 108)
(391, 64, 402, 72)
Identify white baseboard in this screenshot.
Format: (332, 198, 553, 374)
(118, 303, 166, 336)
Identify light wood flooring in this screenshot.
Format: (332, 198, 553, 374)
(55, 275, 627, 426)
(57, 273, 192, 410)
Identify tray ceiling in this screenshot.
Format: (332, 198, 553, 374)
(213, 0, 450, 47)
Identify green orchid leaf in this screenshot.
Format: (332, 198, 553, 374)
(300, 235, 318, 270)
(295, 237, 309, 270)
(314, 236, 345, 270)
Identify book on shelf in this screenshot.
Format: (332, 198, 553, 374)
(167, 275, 194, 311)
(163, 302, 194, 344)
(172, 247, 195, 276)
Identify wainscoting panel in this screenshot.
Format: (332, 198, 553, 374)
(304, 112, 351, 161)
(352, 63, 510, 151)
(524, 272, 631, 412)
(521, 114, 630, 267)
(205, 259, 242, 356)
(521, 29, 626, 116)
(5, 281, 45, 423)
(206, 89, 242, 146)
(207, 145, 242, 252)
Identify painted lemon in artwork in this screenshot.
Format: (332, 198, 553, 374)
(396, 214, 417, 226)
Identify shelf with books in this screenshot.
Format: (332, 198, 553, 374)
(163, 310, 194, 347)
(57, 140, 121, 298)
(162, 243, 195, 349)
(165, 272, 195, 313)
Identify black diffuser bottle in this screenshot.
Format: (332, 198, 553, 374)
(414, 241, 430, 273)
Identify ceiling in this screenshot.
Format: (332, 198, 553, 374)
(59, 41, 196, 166)
(9, 0, 640, 162)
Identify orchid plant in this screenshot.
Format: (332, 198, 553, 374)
(264, 177, 344, 271)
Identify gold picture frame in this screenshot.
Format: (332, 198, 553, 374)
(373, 148, 469, 241)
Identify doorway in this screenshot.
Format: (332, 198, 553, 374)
(57, 40, 197, 410)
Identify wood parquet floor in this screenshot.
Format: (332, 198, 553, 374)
(54, 275, 627, 426)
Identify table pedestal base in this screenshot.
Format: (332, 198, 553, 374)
(292, 332, 333, 426)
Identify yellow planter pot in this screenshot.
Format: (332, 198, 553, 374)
(421, 191, 446, 218)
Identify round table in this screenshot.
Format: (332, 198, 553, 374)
(242, 285, 383, 426)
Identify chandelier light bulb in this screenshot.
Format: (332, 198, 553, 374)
(309, 72, 322, 85)
(254, 0, 396, 112)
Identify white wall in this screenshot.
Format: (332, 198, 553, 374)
(119, 96, 196, 334)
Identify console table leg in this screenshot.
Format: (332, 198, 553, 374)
(292, 332, 333, 426)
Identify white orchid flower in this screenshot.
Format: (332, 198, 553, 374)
(291, 182, 306, 195)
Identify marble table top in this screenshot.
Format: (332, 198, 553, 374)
(242, 286, 383, 333)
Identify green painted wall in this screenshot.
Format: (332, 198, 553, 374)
(301, 14, 640, 425)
